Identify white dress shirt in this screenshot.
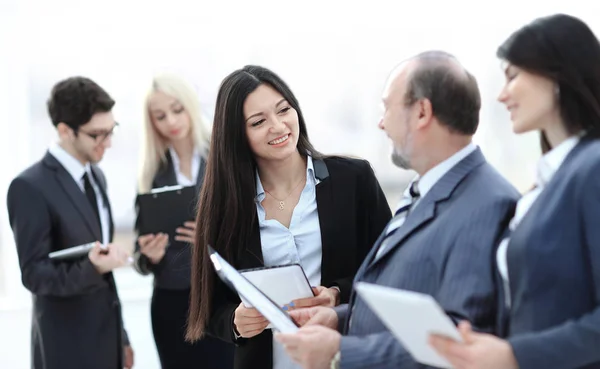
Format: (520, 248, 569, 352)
(386, 142, 478, 234)
(496, 135, 580, 307)
(168, 146, 201, 186)
(255, 156, 321, 369)
(49, 143, 110, 244)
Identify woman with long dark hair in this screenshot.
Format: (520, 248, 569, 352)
(186, 65, 392, 369)
(431, 14, 600, 369)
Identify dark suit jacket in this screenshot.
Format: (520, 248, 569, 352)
(207, 156, 392, 369)
(6, 152, 128, 369)
(339, 148, 519, 369)
(500, 139, 600, 369)
(133, 151, 206, 290)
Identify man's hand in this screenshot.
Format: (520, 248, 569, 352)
(138, 233, 169, 264)
(275, 325, 341, 369)
(123, 345, 134, 369)
(429, 321, 519, 369)
(88, 242, 130, 274)
(287, 306, 338, 329)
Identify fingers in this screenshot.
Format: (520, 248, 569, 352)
(89, 241, 103, 257)
(107, 243, 131, 265)
(139, 233, 169, 258)
(175, 226, 194, 243)
(184, 221, 196, 229)
(312, 286, 324, 295)
(428, 335, 470, 368)
(458, 321, 474, 344)
(236, 304, 266, 318)
(287, 309, 311, 326)
(274, 332, 299, 347)
(234, 319, 269, 338)
(174, 235, 194, 243)
(137, 234, 155, 247)
(145, 233, 169, 249)
(291, 295, 330, 308)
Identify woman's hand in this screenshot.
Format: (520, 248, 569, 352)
(285, 286, 340, 310)
(137, 233, 169, 264)
(233, 302, 270, 338)
(175, 221, 196, 244)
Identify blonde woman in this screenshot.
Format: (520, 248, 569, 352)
(133, 73, 234, 369)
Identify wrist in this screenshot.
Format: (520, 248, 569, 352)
(147, 254, 163, 265)
(329, 286, 341, 306)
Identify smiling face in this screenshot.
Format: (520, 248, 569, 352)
(497, 63, 558, 134)
(243, 84, 300, 163)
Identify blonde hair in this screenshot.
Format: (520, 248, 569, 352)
(137, 73, 210, 193)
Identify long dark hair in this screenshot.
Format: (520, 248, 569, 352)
(497, 14, 600, 152)
(186, 65, 322, 340)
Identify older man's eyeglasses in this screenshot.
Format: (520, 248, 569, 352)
(77, 122, 119, 143)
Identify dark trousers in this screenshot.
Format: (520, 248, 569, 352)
(151, 287, 234, 369)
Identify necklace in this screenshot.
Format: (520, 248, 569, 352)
(264, 175, 306, 210)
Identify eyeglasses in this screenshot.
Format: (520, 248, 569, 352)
(77, 122, 119, 143)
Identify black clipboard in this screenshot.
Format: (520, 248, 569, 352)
(136, 185, 197, 241)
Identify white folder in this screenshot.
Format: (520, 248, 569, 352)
(354, 282, 462, 369)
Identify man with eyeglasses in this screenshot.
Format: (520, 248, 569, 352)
(6, 76, 135, 369)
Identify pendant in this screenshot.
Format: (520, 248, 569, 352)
(279, 201, 285, 210)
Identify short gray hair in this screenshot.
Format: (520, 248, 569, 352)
(404, 51, 481, 135)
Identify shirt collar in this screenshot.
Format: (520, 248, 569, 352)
(255, 155, 317, 201)
(412, 142, 478, 199)
(168, 146, 201, 166)
(536, 135, 580, 187)
(48, 143, 91, 183)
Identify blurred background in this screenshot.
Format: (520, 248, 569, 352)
(1, 0, 598, 367)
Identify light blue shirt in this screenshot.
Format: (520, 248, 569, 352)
(255, 155, 322, 369)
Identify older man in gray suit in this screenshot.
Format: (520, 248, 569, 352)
(276, 51, 520, 369)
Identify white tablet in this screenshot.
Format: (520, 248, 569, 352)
(208, 247, 299, 333)
(355, 282, 462, 369)
(240, 264, 315, 308)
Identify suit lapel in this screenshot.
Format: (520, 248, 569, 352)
(243, 218, 264, 267)
(367, 198, 435, 269)
(313, 159, 334, 284)
(44, 152, 102, 241)
(365, 148, 486, 272)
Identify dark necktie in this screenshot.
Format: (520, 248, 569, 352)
(375, 181, 421, 259)
(82, 172, 101, 230)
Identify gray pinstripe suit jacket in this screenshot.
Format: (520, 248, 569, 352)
(337, 148, 519, 369)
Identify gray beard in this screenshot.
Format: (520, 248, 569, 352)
(391, 150, 411, 169)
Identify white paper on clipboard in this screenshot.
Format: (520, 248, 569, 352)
(240, 264, 314, 308)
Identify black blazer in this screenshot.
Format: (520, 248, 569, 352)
(133, 150, 206, 290)
(6, 152, 128, 369)
(207, 156, 392, 369)
(498, 139, 600, 369)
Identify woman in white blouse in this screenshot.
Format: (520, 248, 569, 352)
(430, 14, 600, 369)
(132, 73, 234, 369)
